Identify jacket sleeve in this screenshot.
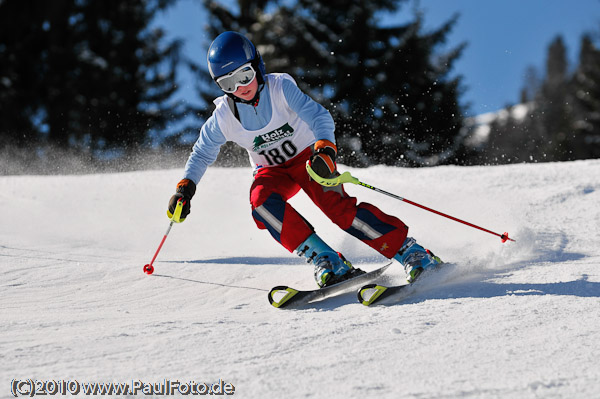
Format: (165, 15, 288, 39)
(281, 77, 336, 144)
(182, 114, 227, 185)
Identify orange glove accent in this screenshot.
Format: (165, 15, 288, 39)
(311, 140, 338, 178)
(167, 179, 196, 221)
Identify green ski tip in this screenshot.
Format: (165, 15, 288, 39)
(358, 284, 388, 306)
(268, 286, 299, 308)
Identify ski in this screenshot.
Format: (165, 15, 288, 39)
(268, 262, 392, 309)
(357, 263, 455, 306)
(357, 282, 412, 306)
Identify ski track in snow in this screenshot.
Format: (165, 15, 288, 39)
(1, 160, 599, 398)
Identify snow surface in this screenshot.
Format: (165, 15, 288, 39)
(2, 159, 600, 398)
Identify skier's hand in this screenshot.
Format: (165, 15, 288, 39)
(310, 140, 337, 178)
(167, 179, 196, 222)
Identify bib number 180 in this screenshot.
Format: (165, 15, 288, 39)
(258, 140, 298, 165)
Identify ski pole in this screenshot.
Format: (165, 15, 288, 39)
(143, 199, 185, 275)
(306, 162, 515, 243)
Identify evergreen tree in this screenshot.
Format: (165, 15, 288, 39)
(573, 33, 600, 158)
(0, 1, 48, 147)
(537, 36, 575, 161)
(0, 0, 183, 155)
(485, 36, 576, 164)
(520, 65, 541, 103)
(477, 30, 600, 165)
(485, 103, 543, 164)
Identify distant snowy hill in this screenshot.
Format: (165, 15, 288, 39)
(2, 159, 600, 398)
(463, 103, 533, 147)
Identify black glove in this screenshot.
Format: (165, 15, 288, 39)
(309, 139, 337, 178)
(167, 179, 196, 222)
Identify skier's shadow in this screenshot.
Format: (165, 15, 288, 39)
(419, 275, 600, 302)
(360, 270, 600, 308)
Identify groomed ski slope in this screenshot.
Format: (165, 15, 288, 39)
(2, 159, 600, 398)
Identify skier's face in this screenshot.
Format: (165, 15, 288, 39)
(233, 77, 258, 101)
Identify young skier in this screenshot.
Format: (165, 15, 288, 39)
(168, 31, 441, 287)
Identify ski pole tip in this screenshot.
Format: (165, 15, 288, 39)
(143, 264, 154, 275)
(501, 232, 515, 243)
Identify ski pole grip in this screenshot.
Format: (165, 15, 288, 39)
(305, 161, 360, 186)
(171, 198, 185, 223)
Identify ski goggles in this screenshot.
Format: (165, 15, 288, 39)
(215, 63, 256, 93)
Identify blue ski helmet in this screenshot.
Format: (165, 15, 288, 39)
(207, 32, 266, 88)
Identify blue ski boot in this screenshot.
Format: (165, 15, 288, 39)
(394, 237, 442, 283)
(296, 233, 364, 288)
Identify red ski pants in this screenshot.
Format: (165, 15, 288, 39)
(250, 148, 408, 258)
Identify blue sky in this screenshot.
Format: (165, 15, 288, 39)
(156, 0, 600, 116)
